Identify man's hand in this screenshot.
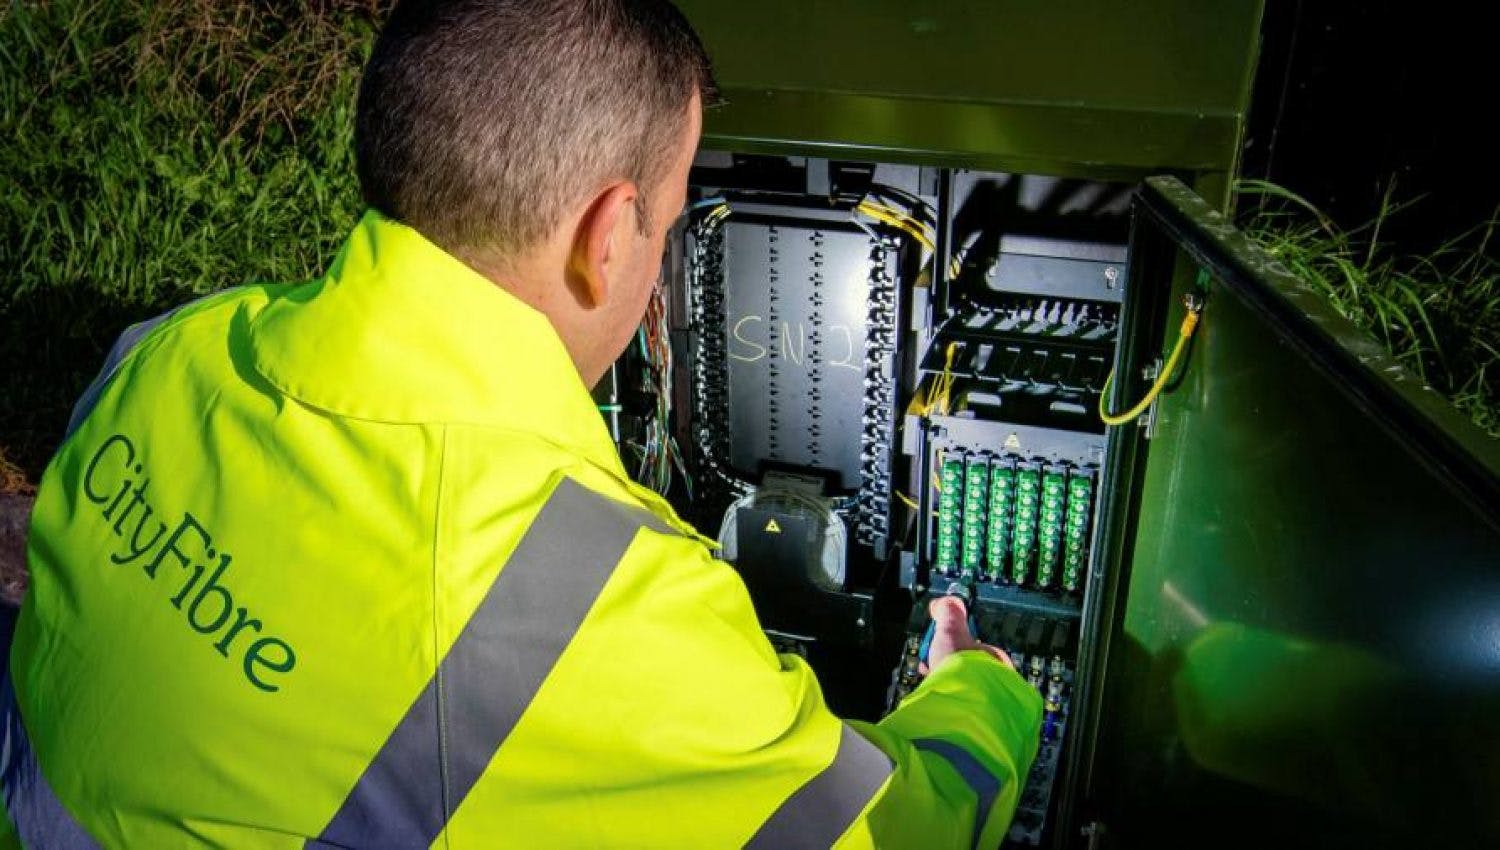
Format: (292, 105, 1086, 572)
(921, 595, 1013, 674)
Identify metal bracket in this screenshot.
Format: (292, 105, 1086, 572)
(1139, 357, 1164, 439)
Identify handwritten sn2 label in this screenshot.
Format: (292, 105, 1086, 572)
(728, 315, 863, 371)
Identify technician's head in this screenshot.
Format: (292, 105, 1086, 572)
(355, 0, 716, 385)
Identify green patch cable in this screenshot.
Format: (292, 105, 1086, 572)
(1063, 472, 1094, 592)
(1036, 469, 1066, 588)
(935, 452, 964, 574)
(961, 456, 989, 576)
(1010, 466, 1040, 585)
(985, 459, 1015, 581)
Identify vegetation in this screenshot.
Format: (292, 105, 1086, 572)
(1237, 181, 1498, 437)
(1, 1, 386, 477)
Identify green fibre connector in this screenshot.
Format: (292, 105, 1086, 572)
(1011, 466, 1040, 585)
(935, 453, 965, 574)
(1036, 470, 1066, 588)
(1063, 550, 1086, 592)
(985, 460, 1015, 581)
(962, 457, 989, 575)
(1063, 472, 1095, 592)
(1037, 543, 1058, 587)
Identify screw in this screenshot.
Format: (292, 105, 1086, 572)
(1103, 267, 1120, 288)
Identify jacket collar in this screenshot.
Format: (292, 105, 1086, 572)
(248, 210, 624, 477)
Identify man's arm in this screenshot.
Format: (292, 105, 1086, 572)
(606, 524, 1042, 849)
(848, 598, 1043, 849)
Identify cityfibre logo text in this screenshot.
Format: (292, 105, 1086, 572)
(81, 433, 298, 693)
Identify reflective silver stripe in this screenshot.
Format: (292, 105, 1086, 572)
(1, 675, 101, 849)
(65, 305, 185, 438)
(913, 738, 1003, 850)
(745, 724, 895, 850)
(309, 478, 671, 849)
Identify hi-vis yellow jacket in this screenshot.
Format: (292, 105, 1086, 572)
(3, 212, 1042, 849)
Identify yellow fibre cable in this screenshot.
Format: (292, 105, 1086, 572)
(935, 341, 959, 414)
(909, 383, 932, 417)
(856, 201, 936, 252)
(863, 201, 932, 238)
(895, 491, 921, 511)
(905, 393, 929, 419)
(860, 204, 927, 247)
(1098, 293, 1204, 426)
(913, 341, 960, 417)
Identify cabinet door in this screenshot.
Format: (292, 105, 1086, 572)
(1078, 176, 1500, 848)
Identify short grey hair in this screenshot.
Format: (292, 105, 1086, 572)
(356, 0, 717, 260)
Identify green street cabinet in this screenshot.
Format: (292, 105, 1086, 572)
(630, 2, 1500, 847)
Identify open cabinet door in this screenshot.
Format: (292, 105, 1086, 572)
(1076, 176, 1500, 848)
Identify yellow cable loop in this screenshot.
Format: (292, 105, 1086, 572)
(879, 205, 932, 240)
(935, 341, 959, 414)
(911, 341, 959, 418)
(1098, 293, 1204, 426)
(856, 201, 936, 252)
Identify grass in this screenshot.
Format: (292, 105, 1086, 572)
(0, 1, 388, 479)
(1236, 180, 1499, 437)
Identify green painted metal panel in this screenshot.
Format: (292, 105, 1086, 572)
(1083, 177, 1500, 846)
(677, 1, 1263, 179)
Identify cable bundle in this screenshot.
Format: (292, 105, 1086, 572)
(629, 282, 693, 498)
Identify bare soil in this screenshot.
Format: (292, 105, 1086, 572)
(1, 453, 33, 606)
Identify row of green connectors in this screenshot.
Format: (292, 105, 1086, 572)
(985, 461, 1016, 582)
(962, 457, 990, 576)
(1036, 469, 1067, 587)
(1010, 467, 1040, 584)
(1062, 472, 1094, 592)
(936, 453, 964, 573)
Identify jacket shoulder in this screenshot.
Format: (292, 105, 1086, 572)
(441, 423, 704, 540)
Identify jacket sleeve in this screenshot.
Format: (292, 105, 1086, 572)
(608, 519, 1042, 850)
(847, 651, 1044, 849)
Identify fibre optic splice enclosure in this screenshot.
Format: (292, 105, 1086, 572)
(603, 3, 1500, 847)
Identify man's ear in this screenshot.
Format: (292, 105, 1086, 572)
(568, 181, 638, 308)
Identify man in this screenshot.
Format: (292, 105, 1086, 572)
(2, 1, 1041, 847)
